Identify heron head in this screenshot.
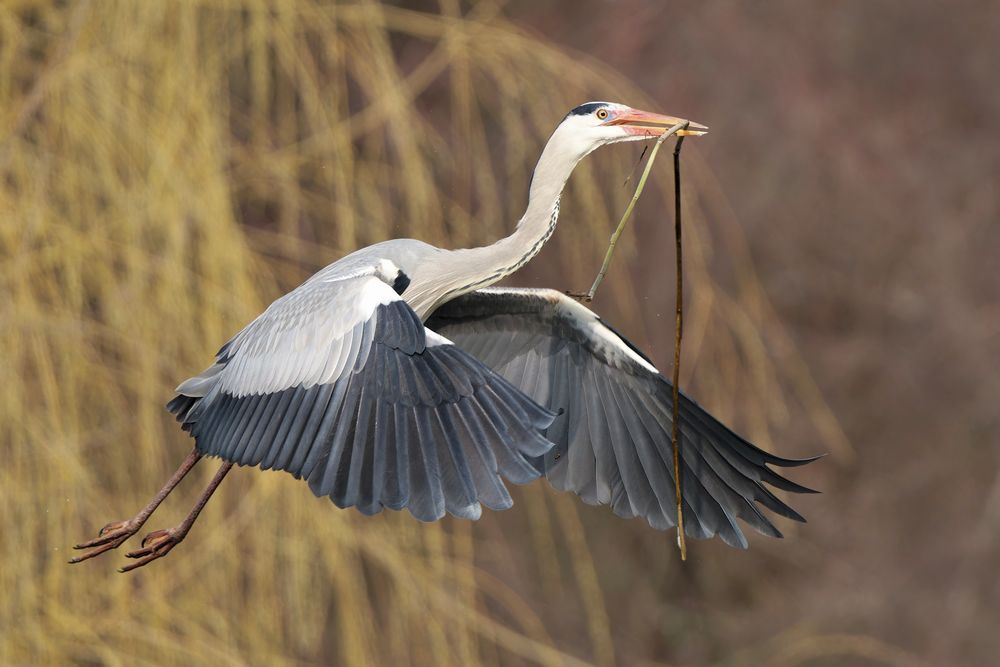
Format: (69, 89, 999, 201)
(555, 101, 707, 158)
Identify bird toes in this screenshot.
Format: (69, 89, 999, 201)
(119, 526, 187, 572)
(69, 517, 145, 562)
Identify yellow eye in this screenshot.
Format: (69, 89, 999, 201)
(596, 109, 609, 120)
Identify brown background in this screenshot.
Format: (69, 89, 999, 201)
(3, 1, 997, 665)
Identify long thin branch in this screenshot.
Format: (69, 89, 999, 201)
(671, 135, 687, 560)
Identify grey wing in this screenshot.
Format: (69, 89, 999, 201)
(166, 264, 555, 522)
(427, 287, 819, 548)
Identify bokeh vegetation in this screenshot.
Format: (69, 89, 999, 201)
(5, 1, 992, 665)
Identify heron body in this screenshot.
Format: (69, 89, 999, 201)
(72, 102, 816, 572)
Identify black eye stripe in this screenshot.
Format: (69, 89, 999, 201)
(567, 101, 609, 117)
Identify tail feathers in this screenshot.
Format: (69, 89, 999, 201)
(168, 363, 227, 431)
(166, 394, 199, 431)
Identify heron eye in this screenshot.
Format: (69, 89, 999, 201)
(596, 109, 609, 120)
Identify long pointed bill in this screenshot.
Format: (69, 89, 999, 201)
(606, 108, 708, 137)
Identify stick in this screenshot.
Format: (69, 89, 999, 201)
(567, 121, 689, 302)
(671, 135, 687, 561)
(569, 120, 692, 560)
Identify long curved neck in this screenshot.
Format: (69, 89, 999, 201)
(486, 149, 574, 277)
(404, 128, 589, 318)
(446, 133, 583, 283)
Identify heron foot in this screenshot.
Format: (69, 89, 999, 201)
(119, 526, 188, 573)
(69, 518, 145, 564)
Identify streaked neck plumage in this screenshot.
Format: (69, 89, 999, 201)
(409, 127, 589, 317)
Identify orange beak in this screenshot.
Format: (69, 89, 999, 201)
(605, 107, 708, 137)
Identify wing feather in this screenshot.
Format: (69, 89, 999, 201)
(452, 403, 513, 510)
(168, 263, 555, 523)
(406, 409, 438, 521)
(616, 380, 670, 522)
(362, 398, 392, 515)
(427, 287, 820, 547)
(257, 388, 295, 470)
(564, 361, 597, 502)
(435, 410, 481, 518)
(342, 381, 375, 510)
(385, 404, 411, 510)
(596, 372, 649, 519)
(582, 365, 617, 506)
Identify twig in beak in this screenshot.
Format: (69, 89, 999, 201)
(567, 121, 688, 302)
(566, 120, 691, 561)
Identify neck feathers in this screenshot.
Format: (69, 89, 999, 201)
(466, 126, 583, 281)
(411, 125, 585, 316)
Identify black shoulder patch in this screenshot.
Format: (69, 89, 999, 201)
(567, 101, 608, 117)
(375, 300, 424, 354)
(392, 270, 411, 295)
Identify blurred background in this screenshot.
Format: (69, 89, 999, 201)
(2, 1, 997, 665)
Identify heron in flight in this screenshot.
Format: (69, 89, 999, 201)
(72, 102, 817, 572)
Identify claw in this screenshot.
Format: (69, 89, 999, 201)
(119, 550, 173, 573)
(100, 520, 129, 536)
(69, 518, 143, 562)
(68, 539, 124, 563)
(119, 527, 186, 572)
(143, 529, 169, 548)
(135, 528, 173, 553)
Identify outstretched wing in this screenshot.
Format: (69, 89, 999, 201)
(167, 262, 555, 522)
(427, 287, 819, 548)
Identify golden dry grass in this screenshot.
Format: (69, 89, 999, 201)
(2, 1, 858, 665)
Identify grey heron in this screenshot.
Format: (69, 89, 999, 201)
(71, 102, 817, 572)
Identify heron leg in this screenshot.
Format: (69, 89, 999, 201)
(119, 460, 233, 573)
(69, 448, 202, 564)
